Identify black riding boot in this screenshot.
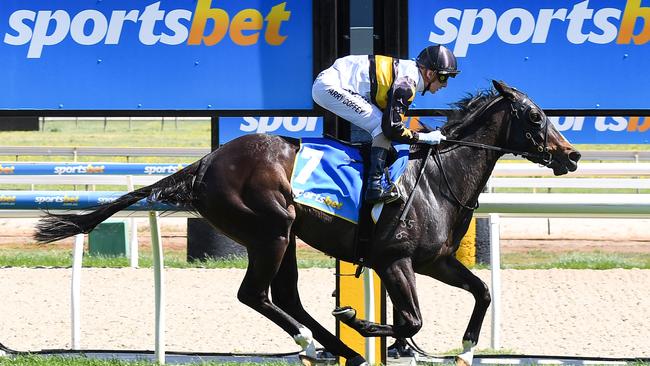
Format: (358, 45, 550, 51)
(365, 147, 399, 204)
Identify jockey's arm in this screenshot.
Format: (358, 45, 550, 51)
(381, 78, 419, 144)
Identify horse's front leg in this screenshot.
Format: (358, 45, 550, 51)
(334, 258, 423, 339)
(417, 256, 491, 366)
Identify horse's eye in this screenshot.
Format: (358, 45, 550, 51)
(529, 110, 542, 124)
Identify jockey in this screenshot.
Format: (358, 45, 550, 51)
(312, 44, 460, 204)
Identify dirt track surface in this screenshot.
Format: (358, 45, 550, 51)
(0, 268, 648, 358)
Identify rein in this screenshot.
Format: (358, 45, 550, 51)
(442, 137, 549, 162)
(434, 147, 479, 211)
(398, 146, 432, 223)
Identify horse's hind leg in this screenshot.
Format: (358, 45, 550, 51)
(270, 234, 365, 366)
(421, 256, 491, 366)
(236, 235, 308, 344)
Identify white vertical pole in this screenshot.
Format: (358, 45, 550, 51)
(489, 213, 501, 350)
(126, 176, 139, 268)
(149, 211, 165, 365)
(363, 269, 375, 365)
(71, 234, 84, 350)
(129, 220, 139, 268)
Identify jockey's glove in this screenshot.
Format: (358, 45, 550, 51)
(418, 130, 446, 145)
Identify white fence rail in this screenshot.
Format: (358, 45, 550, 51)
(492, 162, 650, 176)
(0, 146, 209, 160)
(1, 146, 649, 161)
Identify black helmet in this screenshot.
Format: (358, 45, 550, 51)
(416, 45, 460, 75)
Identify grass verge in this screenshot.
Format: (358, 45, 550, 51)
(0, 354, 295, 366)
(501, 250, 650, 270)
(0, 247, 335, 269)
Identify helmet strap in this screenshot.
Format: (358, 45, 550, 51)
(421, 69, 434, 96)
(422, 80, 432, 96)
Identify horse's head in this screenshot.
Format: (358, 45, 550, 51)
(492, 80, 580, 175)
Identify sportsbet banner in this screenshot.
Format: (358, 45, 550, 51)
(413, 116, 650, 144)
(408, 0, 650, 110)
(219, 116, 323, 144)
(0, 1, 312, 110)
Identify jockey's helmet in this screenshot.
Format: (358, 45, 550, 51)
(416, 45, 460, 76)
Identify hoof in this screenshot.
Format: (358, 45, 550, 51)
(299, 352, 336, 366)
(455, 355, 472, 366)
(345, 355, 368, 366)
(332, 306, 356, 322)
(300, 354, 317, 366)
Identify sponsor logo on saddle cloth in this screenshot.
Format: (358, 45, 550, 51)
(291, 138, 409, 223)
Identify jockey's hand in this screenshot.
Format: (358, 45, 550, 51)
(418, 131, 446, 145)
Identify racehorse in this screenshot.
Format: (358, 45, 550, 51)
(35, 80, 580, 366)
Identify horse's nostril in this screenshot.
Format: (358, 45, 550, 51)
(569, 150, 581, 162)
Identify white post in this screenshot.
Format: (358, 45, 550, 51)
(129, 220, 139, 268)
(71, 234, 84, 350)
(126, 176, 139, 268)
(149, 211, 165, 365)
(362, 269, 375, 365)
(489, 213, 501, 350)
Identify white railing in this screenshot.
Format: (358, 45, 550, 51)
(1, 146, 649, 162)
(0, 146, 209, 161)
(492, 162, 650, 176)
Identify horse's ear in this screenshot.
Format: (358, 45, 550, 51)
(492, 80, 517, 101)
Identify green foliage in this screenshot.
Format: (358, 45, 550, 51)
(0, 119, 210, 164)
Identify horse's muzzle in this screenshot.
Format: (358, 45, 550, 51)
(551, 148, 580, 175)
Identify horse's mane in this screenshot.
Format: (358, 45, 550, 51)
(440, 88, 499, 137)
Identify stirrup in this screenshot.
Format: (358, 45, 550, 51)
(365, 185, 400, 204)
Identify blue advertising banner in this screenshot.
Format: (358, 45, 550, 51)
(0, 191, 178, 210)
(0, 162, 188, 175)
(551, 116, 650, 144)
(219, 116, 323, 144)
(0, 0, 312, 110)
(408, 0, 650, 110)
(411, 115, 650, 144)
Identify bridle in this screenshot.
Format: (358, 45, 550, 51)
(443, 95, 552, 165)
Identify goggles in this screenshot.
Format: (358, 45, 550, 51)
(436, 73, 452, 83)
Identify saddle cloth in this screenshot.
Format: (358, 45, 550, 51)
(290, 137, 410, 223)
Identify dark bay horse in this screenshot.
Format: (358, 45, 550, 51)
(35, 80, 580, 366)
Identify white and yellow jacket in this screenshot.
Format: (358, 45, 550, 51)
(331, 55, 424, 143)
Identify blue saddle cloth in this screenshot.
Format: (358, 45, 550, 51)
(290, 137, 410, 223)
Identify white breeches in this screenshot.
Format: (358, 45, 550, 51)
(312, 67, 384, 139)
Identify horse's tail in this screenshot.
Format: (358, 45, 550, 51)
(34, 160, 202, 243)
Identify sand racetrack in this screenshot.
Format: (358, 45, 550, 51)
(0, 267, 648, 358)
